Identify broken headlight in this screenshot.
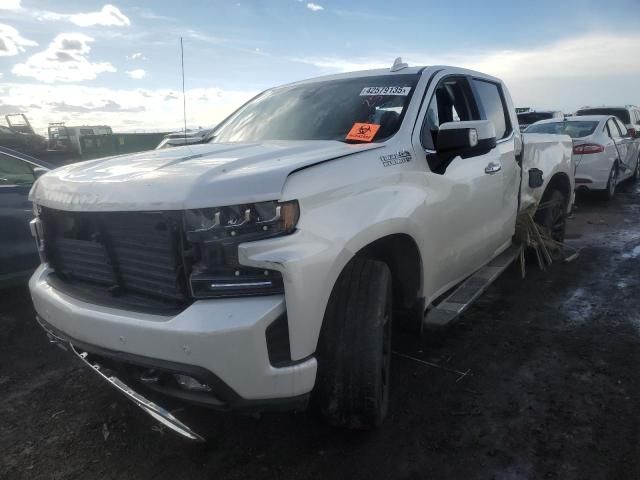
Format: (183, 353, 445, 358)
(184, 200, 299, 298)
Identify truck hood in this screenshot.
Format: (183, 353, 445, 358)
(30, 141, 383, 211)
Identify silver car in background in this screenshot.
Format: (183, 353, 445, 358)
(526, 115, 640, 199)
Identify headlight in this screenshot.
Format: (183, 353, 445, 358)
(184, 200, 298, 239)
(183, 200, 299, 298)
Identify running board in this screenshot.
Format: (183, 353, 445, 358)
(423, 245, 522, 327)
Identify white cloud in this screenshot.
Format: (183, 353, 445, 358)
(12, 33, 116, 82)
(37, 4, 130, 27)
(0, 83, 257, 134)
(184, 29, 228, 45)
(290, 56, 385, 72)
(453, 34, 640, 80)
(126, 69, 146, 79)
(306, 3, 323, 11)
(0, 0, 21, 10)
(0, 23, 37, 56)
(125, 52, 148, 60)
(70, 4, 130, 27)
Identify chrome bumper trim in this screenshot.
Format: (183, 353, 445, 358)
(37, 317, 205, 442)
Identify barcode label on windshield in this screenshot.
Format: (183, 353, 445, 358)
(360, 86, 412, 96)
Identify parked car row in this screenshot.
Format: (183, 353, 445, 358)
(524, 106, 640, 199)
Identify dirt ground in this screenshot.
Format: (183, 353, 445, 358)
(2, 182, 640, 480)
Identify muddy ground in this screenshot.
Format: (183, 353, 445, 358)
(2, 182, 640, 480)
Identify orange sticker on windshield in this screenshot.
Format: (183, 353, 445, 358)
(346, 123, 381, 142)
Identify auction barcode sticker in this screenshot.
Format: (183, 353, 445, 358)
(360, 86, 412, 96)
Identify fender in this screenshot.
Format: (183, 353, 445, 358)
(240, 155, 431, 360)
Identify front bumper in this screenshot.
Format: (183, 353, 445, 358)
(29, 265, 317, 405)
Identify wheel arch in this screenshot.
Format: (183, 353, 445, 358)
(319, 231, 424, 337)
(354, 233, 423, 313)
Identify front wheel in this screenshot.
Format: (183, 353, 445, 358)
(313, 257, 392, 429)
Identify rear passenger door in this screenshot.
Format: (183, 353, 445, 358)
(0, 153, 39, 280)
(470, 78, 520, 243)
(412, 74, 517, 293)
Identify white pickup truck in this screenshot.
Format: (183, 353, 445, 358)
(28, 60, 574, 440)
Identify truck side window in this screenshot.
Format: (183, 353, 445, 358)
(472, 79, 511, 139)
(422, 77, 479, 151)
(0, 153, 35, 187)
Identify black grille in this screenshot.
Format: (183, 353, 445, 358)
(53, 237, 115, 285)
(42, 208, 189, 308)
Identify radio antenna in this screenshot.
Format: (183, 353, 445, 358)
(180, 37, 187, 144)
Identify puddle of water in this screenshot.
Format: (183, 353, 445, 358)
(562, 287, 594, 324)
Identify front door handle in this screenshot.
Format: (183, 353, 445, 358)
(485, 161, 502, 175)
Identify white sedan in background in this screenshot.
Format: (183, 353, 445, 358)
(526, 115, 640, 199)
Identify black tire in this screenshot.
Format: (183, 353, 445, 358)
(533, 188, 568, 252)
(313, 257, 392, 429)
(394, 297, 425, 335)
(600, 162, 618, 200)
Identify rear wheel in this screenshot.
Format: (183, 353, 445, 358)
(533, 189, 568, 255)
(632, 156, 640, 182)
(313, 257, 392, 429)
(601, 162, 619, 200)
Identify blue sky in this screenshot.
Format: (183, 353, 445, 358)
(1, 0, 639, 132)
